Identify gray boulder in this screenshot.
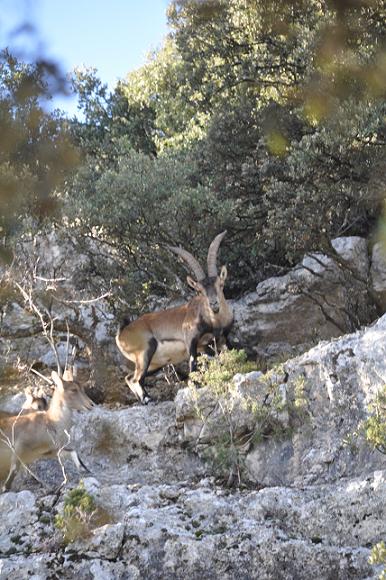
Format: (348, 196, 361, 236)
(232, 236, 376, 360)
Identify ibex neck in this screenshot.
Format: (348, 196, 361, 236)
(46, 392, 73, 428)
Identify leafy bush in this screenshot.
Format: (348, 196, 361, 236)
(190, 348, 256, 398)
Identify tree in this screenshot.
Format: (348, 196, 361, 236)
(70, 68, 157, 161)
(65, 0, 386, 298)
(0, 49, 78, 256)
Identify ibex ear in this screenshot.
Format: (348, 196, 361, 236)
(219, 265, 227, 286)
(187, 276, 201, 292)
(51, 371, 64, 390)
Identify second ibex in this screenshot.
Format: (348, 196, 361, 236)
(116, 231, 234, 404)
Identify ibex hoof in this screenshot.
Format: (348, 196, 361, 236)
(142, 395, 153, 405)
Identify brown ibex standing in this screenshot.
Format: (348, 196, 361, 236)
(0, 369, 93, 492)
(116, 231, 234, 404)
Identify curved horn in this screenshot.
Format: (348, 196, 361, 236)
(207, 231, 227, 277)
(168, 245, 206, 281)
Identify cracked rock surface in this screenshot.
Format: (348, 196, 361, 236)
(232, 236, 377, 360)
(1, 315, 386, 578)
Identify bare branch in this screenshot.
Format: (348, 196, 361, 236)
(54, 429, 72, 491)
(13, 280, 62, 374)
(50, 290, 112, 306)
(29, 367, 54, 385)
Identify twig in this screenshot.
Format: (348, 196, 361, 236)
(29, 367, 54, 385)
(50, 291, 112, 306)
(35, 276, 67, 283)
(13, 281, 62, 374)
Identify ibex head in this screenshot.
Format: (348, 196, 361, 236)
(51, 370, 94, 412)
(168, 231, 228, 314)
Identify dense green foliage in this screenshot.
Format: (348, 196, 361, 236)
(0, 50, 77, 254)
(2, 1, 386, 304)
(64, 0, 386, 301)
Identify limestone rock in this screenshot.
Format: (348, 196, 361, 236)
(232, 236, 375, 360)
(176, 314, 386, 488)
(1, 232, 386, 579)
(246, 313, 386, 486)
(0, 473, 383, 579)
(70, 403, 206, 486)
(0, 491, 38, 555)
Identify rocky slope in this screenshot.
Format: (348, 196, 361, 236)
(1, 314, 386, 578)
(2, 234, 384, 377)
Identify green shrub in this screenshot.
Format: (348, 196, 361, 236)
(190, 348, 256, 400)
(363, 387, 386, 454)
(54, 482, 109, 544)
(370, 541, 386, 580)
(344, 386, 386, 455)
(190, 349, 290, 486)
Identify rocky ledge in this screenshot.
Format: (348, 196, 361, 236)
(1, 315, 386, 578)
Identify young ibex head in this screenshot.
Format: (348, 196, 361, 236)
(0, 368, 94, 491)
(50, 369, 94, 412)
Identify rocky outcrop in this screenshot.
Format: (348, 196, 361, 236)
(232, 236, 377, 360)
(177, 313, 386, 488)
(1, 234, 380, 379)
(1, 313, 386, 578)
(0, 472, 384, 579)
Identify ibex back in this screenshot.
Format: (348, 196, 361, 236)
(116, 231, 234, 404)
(0, 370, 93, 492)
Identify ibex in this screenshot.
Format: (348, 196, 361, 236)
(116, 231, 234, 404)
(0, 369, 93, 492)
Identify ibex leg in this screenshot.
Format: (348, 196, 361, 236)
(61, 448, 91, 473)
(188, 337, 199, 373)
(2, 457, 20, 492)
(128, 338, 157, 404)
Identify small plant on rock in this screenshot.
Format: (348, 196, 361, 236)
(54, 482, 109, 544)
(189, 349, 256, 485)
(344, 386, 386, 455)
(363, 387, 386, 454)
(190, 348, 256, 397)
(190, 349, 288, 486)
(370, 541, 386, 580)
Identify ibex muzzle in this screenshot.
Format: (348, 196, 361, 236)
(0, 370, 93, 492)
(116, 231, 234, 404)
